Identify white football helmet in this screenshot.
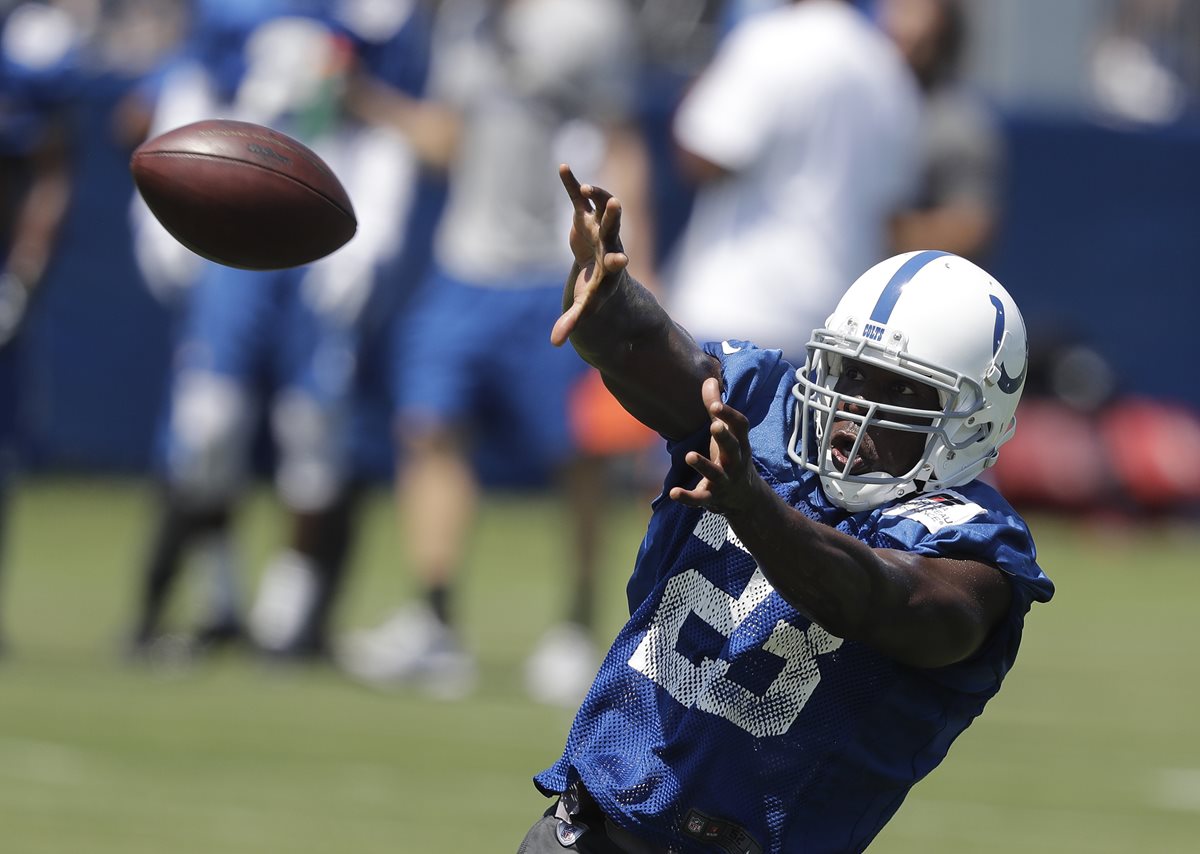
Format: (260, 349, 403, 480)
(788, 250, 1028, 511)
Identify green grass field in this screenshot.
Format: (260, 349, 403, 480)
(2, 476, 1199, 853)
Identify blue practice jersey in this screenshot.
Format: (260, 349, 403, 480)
(535, 342, 1054, 854)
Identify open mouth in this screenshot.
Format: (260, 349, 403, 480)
(830, 428, 871, 475)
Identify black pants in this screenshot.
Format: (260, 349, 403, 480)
(516, 785, 673, 854)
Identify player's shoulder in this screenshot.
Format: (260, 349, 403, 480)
(704, 339, 795, 405)
(703, 338, 789, 369)
(877, 483, 1007, 533)
(875, 479, 1032, 533)
(871, 481, 1033, 557)
(872, 481, 1052, 598)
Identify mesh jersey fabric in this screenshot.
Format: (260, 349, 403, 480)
(534, 342, 1054, 854)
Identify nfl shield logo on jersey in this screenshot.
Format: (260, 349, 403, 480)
(555, 819, 588, 847)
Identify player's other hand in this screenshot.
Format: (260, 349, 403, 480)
(670, 377, 760, 515)
(552, 164, 629, 347)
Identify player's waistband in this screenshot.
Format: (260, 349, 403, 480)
(553, 781, 671, 854)
(554, 780, 765, 854)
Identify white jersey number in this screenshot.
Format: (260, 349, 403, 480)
(628, 513, 842, 738)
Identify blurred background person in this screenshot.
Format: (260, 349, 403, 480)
(877, 0, 1200, 522)
(0, 0, 77, 655)
(880, 0, 1005, 264)
(663, 0, 922, 362)
(336, 0, 653, 704)
(1089, 0, 1200, 126)
(715, 0, 785, 36)
(124, 0, 431, 662)
(518, 0, 727, 708)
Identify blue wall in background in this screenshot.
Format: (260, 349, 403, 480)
(20, 74, 171, 473)
(990, 114, 1197, 406)
(14, 77, 1200, 479)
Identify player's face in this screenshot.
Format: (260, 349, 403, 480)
(829, 359, 941, 477)
(879, 0, 946, 76)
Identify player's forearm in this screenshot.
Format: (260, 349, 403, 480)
(725, 481, 879, 631)
(724, 482, 972, 668)
(347, 76, 460, 170)
(7, 166, 70, 288)
(889, 205, 995, 261)
(675, 144, 732, 186)
(599, 125, 658, 290)
(564, 264, 714, 439)
(564, 263, 660, 362)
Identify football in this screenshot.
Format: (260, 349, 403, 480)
(130, 119, 357, 270)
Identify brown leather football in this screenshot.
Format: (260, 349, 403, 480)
(130, 119, 357, 270)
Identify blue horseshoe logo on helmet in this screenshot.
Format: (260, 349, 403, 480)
(990, 295, 1026, 394)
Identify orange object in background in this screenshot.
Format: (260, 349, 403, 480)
(990, 396, 1200, 516)
(1100, 397, 1200, 512)
(569, 368, 659, 455)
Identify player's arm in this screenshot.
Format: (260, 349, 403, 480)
(0, 120, 71, 347)
(6, 123, 70, 291)
(598, 122, 659, 293)
(344, 71, 461, 171)
(675, 144, 733, 185)
(889, 202, 996, 261)
(553, 165, 718, 440)
(889, 106, 1004, 261)
(674, 378, 1012, 669)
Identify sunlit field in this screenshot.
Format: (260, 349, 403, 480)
(2, 476, 1198, 853)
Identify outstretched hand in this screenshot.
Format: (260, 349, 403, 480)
(669, 377, 760, 515)
(551, 164, 630, 347)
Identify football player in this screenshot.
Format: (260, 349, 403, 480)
(0, 0, 77, 655)
(515, 167, 1054, 853)
(335, 0, 652, 704)
(125, 0, 430, 660)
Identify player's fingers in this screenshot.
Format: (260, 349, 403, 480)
(669, 484, 712, 508)
(559, 164, 591, 213)
(602, 251, 629, 275)
(685, 450, 726, 484)
(598, 197, 624, 246)
(585, 183, 615, 210)
(551, 304, 582, 347)
(702, 377, 750, 446)
(721, 402, 750, 436)
(714, 406, 750, 451)
(710, 419, 742, 460)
